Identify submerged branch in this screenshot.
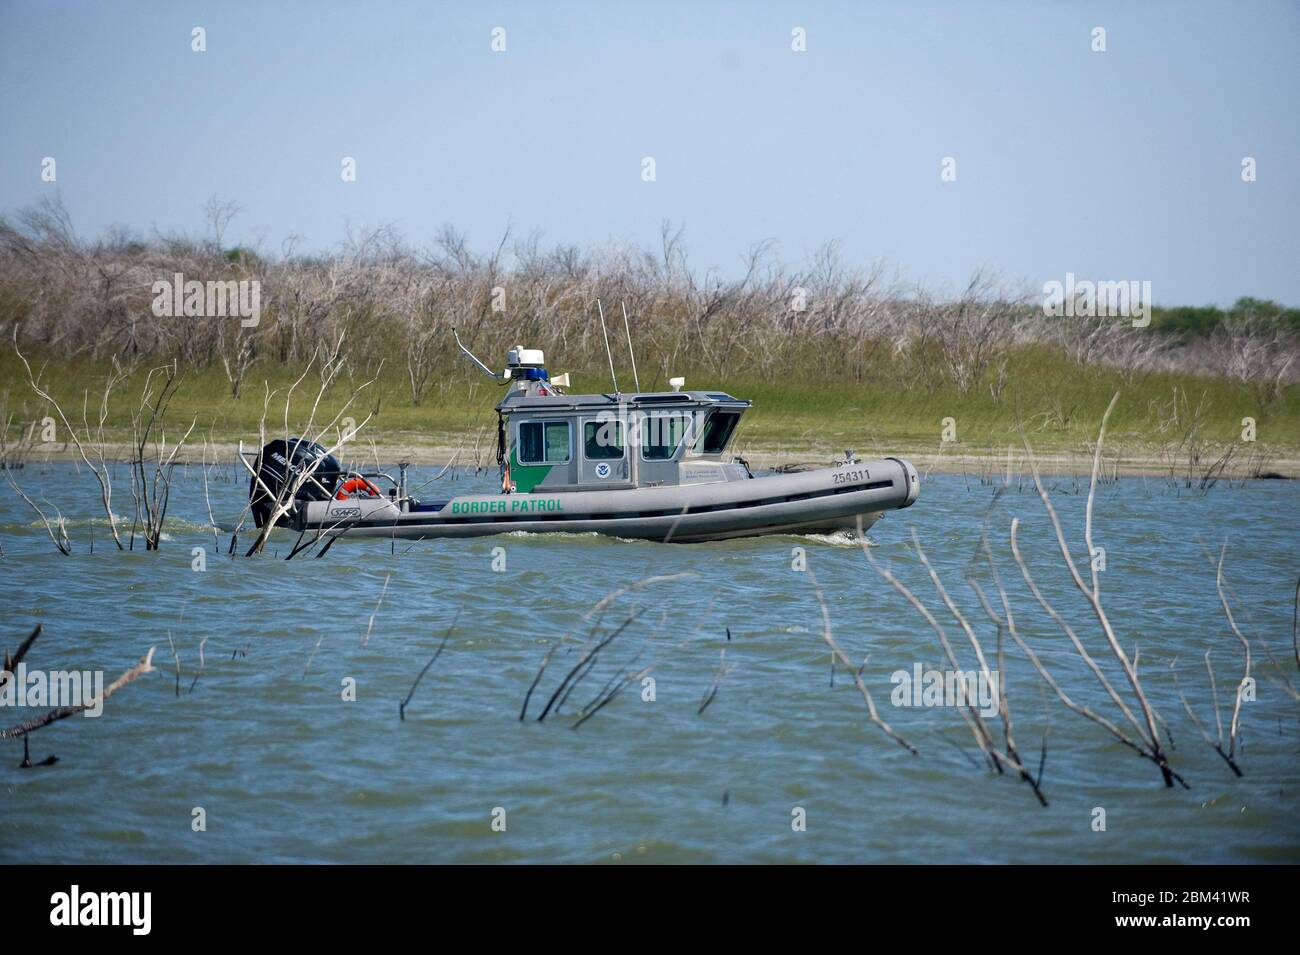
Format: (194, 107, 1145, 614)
(1, 648, 156, 739)
(399, 611, 460, 721)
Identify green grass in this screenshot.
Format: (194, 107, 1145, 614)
(2, 347, 1295, 463)
(735, 354, 1296, 453)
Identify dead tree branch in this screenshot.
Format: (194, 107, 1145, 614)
(1, 648, 156, 739)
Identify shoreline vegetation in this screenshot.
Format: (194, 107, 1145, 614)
(2, 198, 1297, 479)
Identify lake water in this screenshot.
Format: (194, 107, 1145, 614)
(1, 460, 1297, 863)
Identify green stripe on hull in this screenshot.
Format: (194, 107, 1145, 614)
(509, 448, 553, 493)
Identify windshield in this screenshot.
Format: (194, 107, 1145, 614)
(696, 412, 740, 454)
(640, 414, 689, 460)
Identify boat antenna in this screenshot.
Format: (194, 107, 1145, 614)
(596, 299, 620, 394)
(452, 327, 506, 382)
(621, 301, 641, 393)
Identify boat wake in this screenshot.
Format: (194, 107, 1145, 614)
(792, 530, 870, 548)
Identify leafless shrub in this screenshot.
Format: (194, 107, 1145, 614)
(239, 334, 381, 556)
(1015, 393, 1186, 787)
(128, 360, 196, 549)
(1152, 386, 1239, 492)
(519, 572, 692, 725)
(14, 337, 130, 547)
(920, 269, 1027, 397)
(806, 563, 917, 754)
(1209, 313, 1297, 408)
(3, 472, 71, 554)
(1054, 312, 1165, 384)
(1169, 542, 1257, 776)
(858, 536, 1043, 801)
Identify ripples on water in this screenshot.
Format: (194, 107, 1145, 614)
(0, 461, 1297, 863)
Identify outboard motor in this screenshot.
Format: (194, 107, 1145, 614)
(249, 438, 341, 528)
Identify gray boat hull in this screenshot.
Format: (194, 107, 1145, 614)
(293, 456, 919, 543)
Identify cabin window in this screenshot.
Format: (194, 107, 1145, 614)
(640, 414, 689, 461)
(583, 420, 624, 459)
(518, 420, 570, 464)
(697, 412, 740, 454)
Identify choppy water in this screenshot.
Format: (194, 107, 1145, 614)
(0, 459, 1297, 864)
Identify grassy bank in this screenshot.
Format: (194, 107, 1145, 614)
(3, 345, 1295, 476)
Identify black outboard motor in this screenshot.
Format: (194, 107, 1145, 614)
(249, 438, 342, 528)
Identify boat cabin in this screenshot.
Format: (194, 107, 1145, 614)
(493, 347, 751, 494)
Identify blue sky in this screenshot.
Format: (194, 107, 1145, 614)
(1, 0, 1297, 305)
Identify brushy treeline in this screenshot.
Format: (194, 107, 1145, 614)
(1, 197, 1295, 409)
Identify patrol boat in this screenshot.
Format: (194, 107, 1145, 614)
(242, 339, 919, 543)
